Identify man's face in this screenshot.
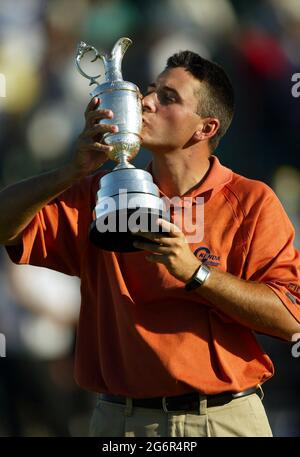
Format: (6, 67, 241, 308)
(141, 67, 203, 152)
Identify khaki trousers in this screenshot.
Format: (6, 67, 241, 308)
(89, 392, 273, 437)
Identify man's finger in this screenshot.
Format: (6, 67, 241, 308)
(155, 218, 182, 237)
(84, 143, 113, 153)
(92, 142, 113, 151)
(85, 111, 114, 130)
(133, 218, 182, 241)
(84, 97, 100, 119)
(134, 232, 174, 245)
(86, 108, 114, 125)
(133, 240, 172, 253)
(83, 123, 118, 138)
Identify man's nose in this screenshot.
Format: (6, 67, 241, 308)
(142, 93, 157, 113)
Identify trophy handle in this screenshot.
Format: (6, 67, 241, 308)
(76, 41, 104, 86)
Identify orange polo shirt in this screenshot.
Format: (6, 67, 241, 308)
(6, 156, 300, 397)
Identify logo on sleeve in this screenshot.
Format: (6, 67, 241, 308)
(194, 246, 221, 266)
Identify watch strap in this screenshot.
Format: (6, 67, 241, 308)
(185, 264, 211, 291)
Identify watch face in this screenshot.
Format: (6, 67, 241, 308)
(185, 265, 211, 291)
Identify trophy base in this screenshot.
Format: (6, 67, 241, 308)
(89, 208, 168, 252)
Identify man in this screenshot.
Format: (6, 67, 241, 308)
(1, 51, 300, 437)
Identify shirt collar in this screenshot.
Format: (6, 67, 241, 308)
(146, 155, 233, 202)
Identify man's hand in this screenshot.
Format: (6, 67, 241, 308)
(70, 97, 119, 179)
(0, 97, 119, 245)
(133, 218, 201, 283)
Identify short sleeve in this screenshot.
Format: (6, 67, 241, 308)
(5, 173, 99, 277)
(242, 187, 300, 322)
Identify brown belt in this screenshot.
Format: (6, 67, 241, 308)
(100, 386, 261, 413)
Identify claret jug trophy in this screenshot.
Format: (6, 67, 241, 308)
(76, 38, 168, 252)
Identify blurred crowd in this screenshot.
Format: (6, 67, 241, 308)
(0, 0, 299, 436)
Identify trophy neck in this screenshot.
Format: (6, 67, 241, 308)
(104, 60, 123, 82)
(103, 37, 132, 83)
(113, 158, 135, 170)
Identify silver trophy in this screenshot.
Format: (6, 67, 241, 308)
(76, 37, 168, 252)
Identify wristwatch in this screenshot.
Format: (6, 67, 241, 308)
(185, 263, 211, 291)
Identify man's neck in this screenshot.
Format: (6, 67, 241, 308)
(151, 150, 211, 197)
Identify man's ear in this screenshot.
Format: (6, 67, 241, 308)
(193, 118, 220, 142)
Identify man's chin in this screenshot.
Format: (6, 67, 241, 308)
(140, 136, 151, 148)
(140, 134, 163, 152)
